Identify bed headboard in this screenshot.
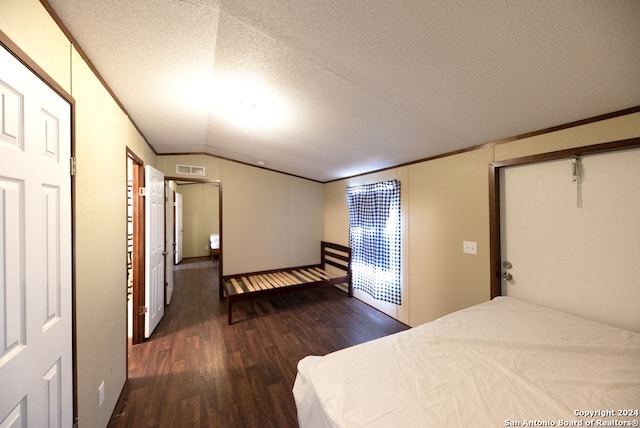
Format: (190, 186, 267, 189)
(320, 241, 351, 274)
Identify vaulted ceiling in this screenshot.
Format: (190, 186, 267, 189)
(47, 0, 640, 182)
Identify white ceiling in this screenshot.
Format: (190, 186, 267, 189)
(46, 0, 640, 182)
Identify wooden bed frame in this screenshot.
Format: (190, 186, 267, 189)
(222, 241, 352, 324)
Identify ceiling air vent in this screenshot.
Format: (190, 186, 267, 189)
(176, 164, 205, 176)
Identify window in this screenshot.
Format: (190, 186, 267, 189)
(347, 180, 401, 304)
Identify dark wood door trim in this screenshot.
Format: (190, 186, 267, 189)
(127, 150, 145, 345)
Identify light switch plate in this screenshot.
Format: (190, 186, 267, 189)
(463, 241, 477, 255)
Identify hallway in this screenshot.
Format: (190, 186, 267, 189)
(108, 258, 408, 427)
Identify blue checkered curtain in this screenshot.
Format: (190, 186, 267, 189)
(347, 180, 401, 305)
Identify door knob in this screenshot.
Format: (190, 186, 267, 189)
(503, 272, 513, 281)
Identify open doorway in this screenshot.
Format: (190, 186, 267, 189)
(126, 150, 145, 346)
(165, 177, 223, 290)
(125, 169, 222, 357)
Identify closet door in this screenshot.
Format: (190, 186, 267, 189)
(0, 45, 73, 426)
(500, 148, 640, 332)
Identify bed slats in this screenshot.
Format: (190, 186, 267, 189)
(222, 241, 352, 324)
(227, 266, 344, 296)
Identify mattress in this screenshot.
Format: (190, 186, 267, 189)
(293, 297, 640, 427)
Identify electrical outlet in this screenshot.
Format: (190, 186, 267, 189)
(98, 381, 105, 408)
(463, 241, 477, 255)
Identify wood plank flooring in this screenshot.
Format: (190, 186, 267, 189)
(108, 257, 409, 428)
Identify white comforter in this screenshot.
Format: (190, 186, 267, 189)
(293, 297, 640, 427)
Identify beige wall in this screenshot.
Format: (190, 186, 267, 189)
(72, 46, 154, 426)
(158, 154, 324, 274)
(176, 182, 219, 258)
(495, 112, 640, 160)
(219, 160, 324, 275)
(0, 0, 71, 91)
(406, 147, 494, 326)
(323, 149, 493, 327)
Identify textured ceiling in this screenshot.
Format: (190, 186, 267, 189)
(46, 0, 640, 182)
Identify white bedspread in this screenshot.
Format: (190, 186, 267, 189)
(293, 297, 640, 427)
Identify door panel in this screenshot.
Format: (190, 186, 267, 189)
(165, 186, 174, 304)
(0, 178, 23, 366)
(175, 192, 183, 264)
(0, 45, 72, 426)
(145, 165, 164, 338)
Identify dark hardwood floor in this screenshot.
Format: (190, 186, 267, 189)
(108, 257, 409, 428)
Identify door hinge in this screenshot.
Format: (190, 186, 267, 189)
(138, 187, 146, 197)
(70, 157, 77, 176)
(138, 306, 148, 315)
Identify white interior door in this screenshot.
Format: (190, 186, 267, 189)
(145, 165, 165, 338)
(175, 192, 183, 264)
(500, 149, 640, 332)
(0, 45, 73, 426)
(165, 185, 175, 304)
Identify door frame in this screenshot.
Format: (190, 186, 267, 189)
(126, 149, 145, 345)
(488, 137, 640, 299)
(0, 35, 78, 426)
(164, 176, 223, 291)
(165, 185, 175, 304)
(175, 191, 183, 264)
